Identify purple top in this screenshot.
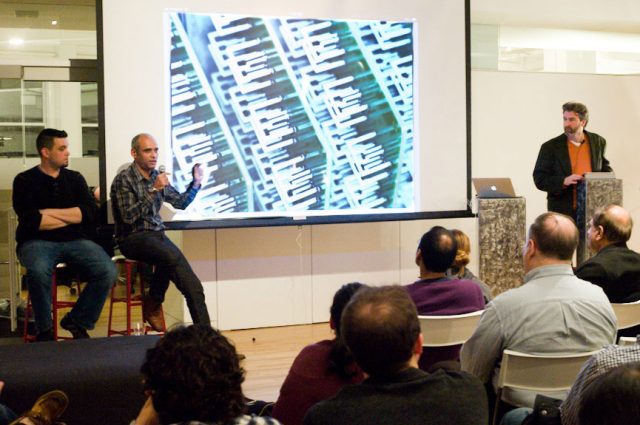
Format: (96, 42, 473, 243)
(406, 277, 484, 370)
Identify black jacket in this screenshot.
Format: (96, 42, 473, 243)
(575, 242, 640, 304)
(533, 130, 612, 217)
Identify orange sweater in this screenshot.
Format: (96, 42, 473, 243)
(567, 136, 592, 209)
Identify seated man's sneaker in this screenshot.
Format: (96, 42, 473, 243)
(10, 389, 69, 425)
(60, 315, 89, 339)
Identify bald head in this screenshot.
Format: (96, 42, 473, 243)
(591, 204, 633, 246)
(529, 212, 579, 261)
(131, 133, 154, 153)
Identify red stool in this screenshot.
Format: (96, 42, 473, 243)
(23, 263, 83, 342)
(108, 256, 167, 336)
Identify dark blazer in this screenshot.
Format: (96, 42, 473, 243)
(533, 130, 612, 217)
(575, 242, 640, 303)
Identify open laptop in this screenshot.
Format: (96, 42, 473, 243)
(472, 178, 517, 198)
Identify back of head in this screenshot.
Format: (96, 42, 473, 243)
(141, 325, 245, 425)
(330, 282, 365, 337)
(578, 362, 640, 425)
(562, 101, 589, 125)
(592, 204, 633, 244)
(418, 226, 458, 273)
(529, 212, 578, 261)
(36, 128, 68, 157)
(341, 285, 420, 377)
(451, 229, 471, 270)
(328, 282, 366, 378)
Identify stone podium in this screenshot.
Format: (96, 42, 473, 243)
(576, 173, 622, 265)
(477, 197, 526, 296)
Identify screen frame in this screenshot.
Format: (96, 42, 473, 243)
(97, 0, 473, 230)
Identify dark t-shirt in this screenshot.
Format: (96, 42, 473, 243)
(304, 367, 488, 425)
(13, 166, 96, 246)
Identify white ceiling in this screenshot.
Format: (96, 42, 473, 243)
(0, 1, 637, 33)
(471, 0, 640, 33)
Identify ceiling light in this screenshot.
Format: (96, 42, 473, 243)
(9, 38, 24, 46)
(51, 19, 58, 26)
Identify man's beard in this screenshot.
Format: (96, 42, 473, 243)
(564, 126, 578, 135)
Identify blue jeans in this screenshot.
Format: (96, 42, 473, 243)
(17, 239, 117, 333)
(500, 407, 533, 425)
(0, 402, 17, 425)
(119, 231, 210, 325)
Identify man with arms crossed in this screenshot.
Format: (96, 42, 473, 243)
(13, 128, 116, 341)
(111, 133, 210, 330)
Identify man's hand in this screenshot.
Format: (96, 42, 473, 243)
(152, 172, 170, 192)
(192, 163, 203, 188)
(134, 396, 160, 425)
(563, 174, 583, 187)
(39, 207, 82, 230)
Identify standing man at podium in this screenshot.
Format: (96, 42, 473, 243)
(533, 102, 612, 220)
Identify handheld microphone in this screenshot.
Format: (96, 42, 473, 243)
(150, 165, 167, 193)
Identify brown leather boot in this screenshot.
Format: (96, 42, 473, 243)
(10, 390, 69, 425)
(142, 295, 165, 332)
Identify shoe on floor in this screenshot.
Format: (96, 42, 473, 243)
(35, 328, 55, 342)
(10, 389, 69, 425)
(60, 315, 89, 339)
(142, 295, 165, 332)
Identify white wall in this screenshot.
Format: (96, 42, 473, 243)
(472, 70, 640, 249)
(174, 70, 640, 330)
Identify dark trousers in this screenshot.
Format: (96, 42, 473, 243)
(119, 231, 210, 326)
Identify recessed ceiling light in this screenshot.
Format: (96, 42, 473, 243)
(9, 38, 24, 46)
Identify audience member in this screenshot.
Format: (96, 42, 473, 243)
(500, 343, 640, 425)
(0, 380, 68, 425)
(576, 204, 640, 301)
(12, 128, 116, 340)
(445, 229, 492, 303)
(272, 283, 365, 425)
(461, 212, 617, 409)
(134, 325, 280, 425)
(578, 362, 640, 425)
(406, 226, 484, 370)
(110, 133, 210, 330)
(304, 286, 488, 425)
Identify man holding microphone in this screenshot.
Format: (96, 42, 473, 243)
(110, 133, 210, 330)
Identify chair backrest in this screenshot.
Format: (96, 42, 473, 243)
(618, 336, 638, 347)
(496, 349, 597, 394)
(418, 310, 483, 347)
(611, 301, 640, 330)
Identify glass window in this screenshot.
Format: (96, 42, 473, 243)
(82, 126, 99, 157)
(0, 125, 44, 158)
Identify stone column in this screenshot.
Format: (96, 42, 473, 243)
(478, 198, 526, 297)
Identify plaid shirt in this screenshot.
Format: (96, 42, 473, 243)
(111, 163, 199, 240)
(561, 344, 640, 425)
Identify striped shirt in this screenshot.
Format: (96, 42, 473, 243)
(111, 163, 199, 240)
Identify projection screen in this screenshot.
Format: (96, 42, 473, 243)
(100, 0, 470, 228)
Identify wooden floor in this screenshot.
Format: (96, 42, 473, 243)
(16, 284, 333, 403)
